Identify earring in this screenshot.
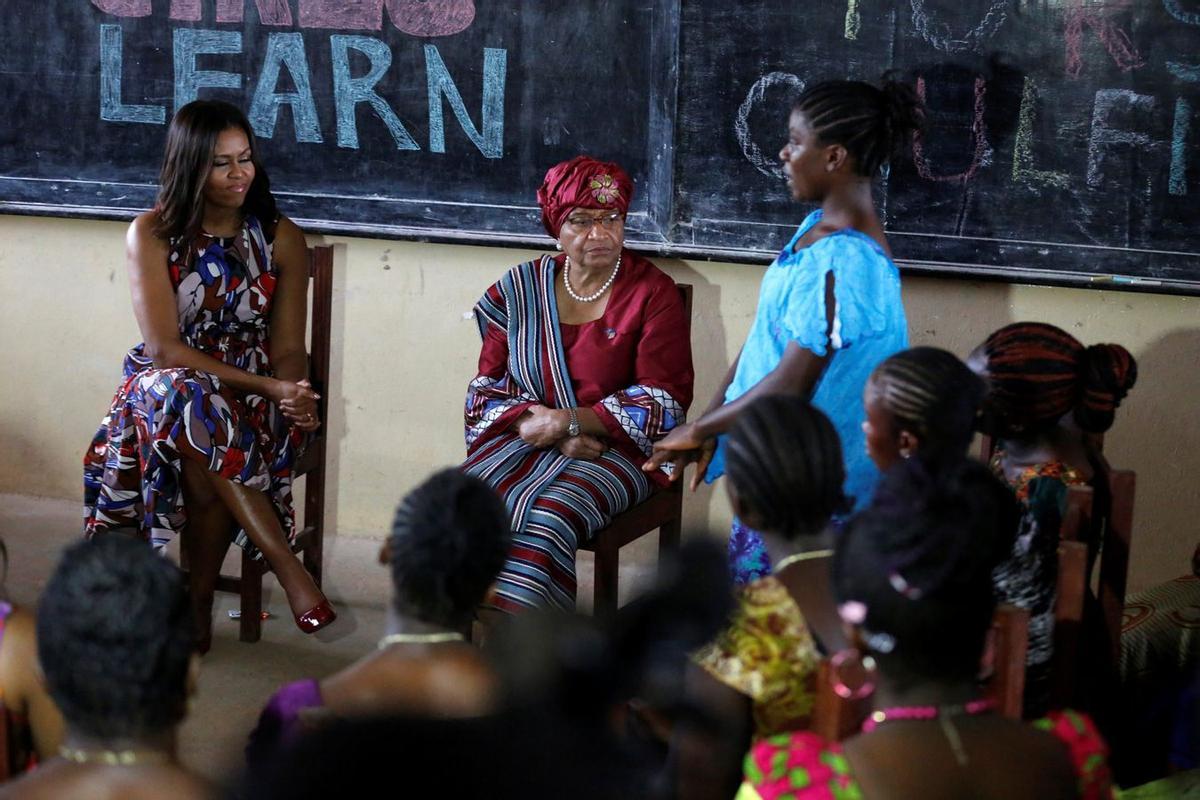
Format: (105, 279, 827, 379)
(900, 448, 912, 460)
(555, 240, 562, 250)
(829, 648, 877, 700)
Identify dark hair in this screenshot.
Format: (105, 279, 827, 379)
(725, 396, 848, 539)
(832, 458, 1019, 686)
(389, 469, 510, 629)
(153, 99, 277, 242)
(976, 322, 1138, 438)
(37, 535, 194, 740)
(870, 347, 986, 464)
(793, 77, 925, 177)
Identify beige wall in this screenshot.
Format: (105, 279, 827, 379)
(1, 214, 1195, 593)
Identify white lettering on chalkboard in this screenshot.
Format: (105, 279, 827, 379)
(735, 72, 804, 179)
(909, 0, 1008, 54)
(1087, 89, 1157, 188)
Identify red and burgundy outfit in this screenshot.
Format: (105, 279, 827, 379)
(462, 251, 693, 612)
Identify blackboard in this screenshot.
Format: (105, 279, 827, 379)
(1, 1, 1198, 294)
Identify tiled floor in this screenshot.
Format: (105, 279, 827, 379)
(0, 492, 660, 787)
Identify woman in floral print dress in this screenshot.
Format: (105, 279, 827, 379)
(83, 100, 335, 652)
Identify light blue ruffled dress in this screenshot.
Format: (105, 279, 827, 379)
(707, 209, 909, 583)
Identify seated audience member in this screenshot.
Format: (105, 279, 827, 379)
(0, 536, 211, 799)
(0, 539, 64, 774)
(246, 469, 510, 767)
(862, 346, 986, 472)
(245, 541, 733, 800)
(969, 322, 1137, 716)
(678, 397, 848, 798)
(462, 155, 694, 615)
(739, 458, 1117, 800)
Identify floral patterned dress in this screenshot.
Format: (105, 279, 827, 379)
(695, 575, 821, 737)
(737, 709, 1116, 799)
(83, 215, 304, 558)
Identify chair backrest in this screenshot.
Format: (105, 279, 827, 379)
(292, 246, 333, 480)
(1088, 454, 1136, 666)
(811, 604, 1030, 740)
(811, 658, 871, 742)
(987, 603, 1030, 719)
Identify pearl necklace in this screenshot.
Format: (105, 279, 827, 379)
(377, 631, 465, 649)
(563, 255, 621, 302)
(59, 746, 170, 766)
(773, 549, 834, 573)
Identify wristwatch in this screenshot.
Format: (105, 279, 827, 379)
(567, 407, 581, 437)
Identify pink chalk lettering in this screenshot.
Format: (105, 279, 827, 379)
(90, 0, 151, 16)
(170, 0, 201, 22)
(298, 0, 474, 36)
(388, 0, 474, 37)
(912, 77, 990, 184)
(1064, 1, 1144, 78)
(216, 0, 293, 25)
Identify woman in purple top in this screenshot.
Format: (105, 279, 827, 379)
(246, 469, 510, 766)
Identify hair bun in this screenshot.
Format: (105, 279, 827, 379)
(878, 78, 925, 157)
(1074, 344, 1138, 433)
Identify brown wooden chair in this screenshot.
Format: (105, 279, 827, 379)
(1051, 485, 1094, 709)
(989, 603, 1031, 719)
(810, 604, 1030, 740)
(578, 284, 692, 619)
(182, 245, 333, 642)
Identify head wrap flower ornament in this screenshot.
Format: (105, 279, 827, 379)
(536, 155, 633, 237)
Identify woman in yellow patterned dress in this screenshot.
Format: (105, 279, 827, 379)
(674, 396, 849, 799)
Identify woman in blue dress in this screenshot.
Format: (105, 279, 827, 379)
(645, 79, 924, 583)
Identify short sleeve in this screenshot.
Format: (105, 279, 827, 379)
(777, 233, 902, 358)
(1033, 709, 1117, 800)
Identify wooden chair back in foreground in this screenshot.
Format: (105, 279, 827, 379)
(578, 284, 692, 619)
(811, 604, 1031, 741)
(988, 603, 1031, 719)
(182, 245, 333, 643)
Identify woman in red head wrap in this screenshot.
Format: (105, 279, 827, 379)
(462, 156, 694, 614)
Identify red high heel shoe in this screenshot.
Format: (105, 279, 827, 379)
(295, 600, 337, 634)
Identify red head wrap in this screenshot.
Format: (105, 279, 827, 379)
(536, 156, 633, 237)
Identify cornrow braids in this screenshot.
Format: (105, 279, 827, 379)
(725, 395, 849, 541)
(794, 78, 925, 177)
(871, 347, 985, 463)
(390, 469, 511, 629)
(978, 323, 1137, 438)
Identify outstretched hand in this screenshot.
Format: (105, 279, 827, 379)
(643, 422, 716, 491)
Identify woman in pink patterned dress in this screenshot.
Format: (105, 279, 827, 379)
(83, 101, 334, 652)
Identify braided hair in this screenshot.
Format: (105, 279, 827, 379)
(832, 457, 1020, 686)
(37, 535, 194, 741)
(870, 347, 986, 464)
(389, 469, 510, 629)
(794, 78, 925, 177)
(974, 322, 1138, 439)
(724, 395, 849, 541)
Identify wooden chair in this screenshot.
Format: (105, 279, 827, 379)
(1052, 485, 1094, 709)
(182, 245, 333, 643)
(810, 604, 1030, 740)
(578, 285, 692, 618)
(989, 603, 1031, 719)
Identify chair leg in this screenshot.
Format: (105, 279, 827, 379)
(593, 541, 620, 620)
(303, 535, 323, 589)
(239, 551, 263, 643)
(659, 517, 682, 557)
